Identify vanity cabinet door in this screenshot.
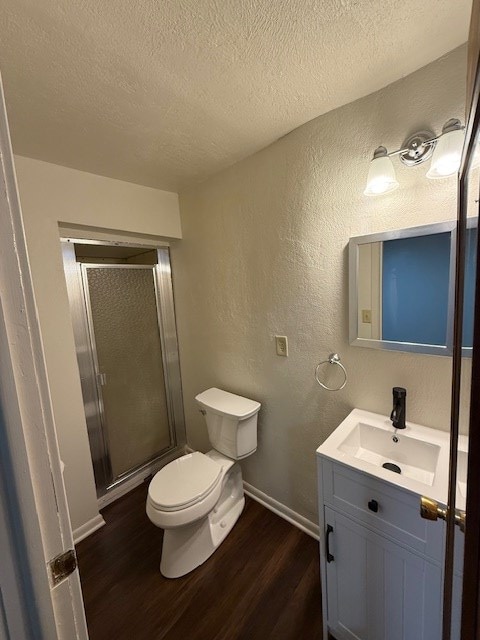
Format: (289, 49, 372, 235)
(324, 507, 442, 640)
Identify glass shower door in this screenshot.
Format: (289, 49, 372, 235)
(81, 264, 173, 486)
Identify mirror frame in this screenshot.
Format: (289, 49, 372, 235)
(349, 219, 476, 357)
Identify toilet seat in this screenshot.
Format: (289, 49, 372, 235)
(148, 452, 222, 512)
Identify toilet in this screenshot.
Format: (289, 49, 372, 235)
(146, 387, 261, 578)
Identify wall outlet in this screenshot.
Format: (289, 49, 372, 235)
(362, 309, 372, 324)
(275, 335, 288, 357)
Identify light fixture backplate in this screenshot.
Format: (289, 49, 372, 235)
(399, 131, 436, 167)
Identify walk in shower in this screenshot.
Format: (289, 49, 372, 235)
(62, 240, 185, 499)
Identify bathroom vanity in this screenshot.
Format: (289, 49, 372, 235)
(317, 409, 466, 640)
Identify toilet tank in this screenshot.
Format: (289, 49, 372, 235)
(195, 388, 261, 459)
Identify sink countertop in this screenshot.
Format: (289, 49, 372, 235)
(316, 408, 468, 510)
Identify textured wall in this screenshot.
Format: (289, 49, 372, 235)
(14, 156, 181, 532)
(172, 46, 469, 525)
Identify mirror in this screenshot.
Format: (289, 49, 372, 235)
(349, 220, 477, 356)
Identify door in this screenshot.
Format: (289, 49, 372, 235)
(325, 507, 442, 640)
(459, 18, 480, 635)
(0, 73, 86, 637)
(420, 8, 480, 638)
(81, 263, 175, 491)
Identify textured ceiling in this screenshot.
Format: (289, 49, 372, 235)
(0, 0, 471, 191)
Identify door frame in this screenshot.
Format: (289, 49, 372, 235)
(460, 2, 480, 636)
(62, 242, 186, 498)
(0, 74, 88, 638)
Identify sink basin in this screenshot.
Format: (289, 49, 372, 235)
(338, 422, 441, 486)
(317, 408, 454, 503)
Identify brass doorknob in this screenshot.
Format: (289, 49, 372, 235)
(455, 510, 466, 533)
(420, 496, 466, 533)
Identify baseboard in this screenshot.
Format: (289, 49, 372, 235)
(73, 514, 106, 545)
(185, 447, 319, 540)
(243, 481, 320, 540)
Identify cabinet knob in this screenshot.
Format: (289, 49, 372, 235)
(368, 499, 379, 513)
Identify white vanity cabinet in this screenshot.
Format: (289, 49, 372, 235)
(318, 457, 450, 640)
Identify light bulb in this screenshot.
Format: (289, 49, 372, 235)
(427, 128, 464, 179)
(364, 151, 399, 196)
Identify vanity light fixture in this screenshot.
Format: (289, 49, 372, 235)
(364, 119, 464, 196)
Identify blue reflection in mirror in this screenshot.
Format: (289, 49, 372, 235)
(382, 233, 451, 346)
(381, 227, 476, 349)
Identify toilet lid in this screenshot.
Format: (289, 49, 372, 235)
(148, 452, 222, 511)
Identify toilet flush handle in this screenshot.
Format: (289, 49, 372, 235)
(199, 409, 206, 415)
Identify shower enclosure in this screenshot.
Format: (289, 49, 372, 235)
(62, 240, 185, 498)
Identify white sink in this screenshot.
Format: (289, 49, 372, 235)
(316, 408, 467, 505)
(338, 421, 441, 486)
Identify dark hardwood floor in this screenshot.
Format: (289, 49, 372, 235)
(76, 481, 323, 640)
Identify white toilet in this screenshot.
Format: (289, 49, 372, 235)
(146, 387, 261, 578)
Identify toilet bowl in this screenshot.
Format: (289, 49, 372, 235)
(146, 388, 260, 578)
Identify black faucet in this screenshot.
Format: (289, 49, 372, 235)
(390, 387, 407, 429)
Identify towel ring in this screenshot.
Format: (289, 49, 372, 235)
(315, 353, 347, 391)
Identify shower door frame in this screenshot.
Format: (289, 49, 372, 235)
(62, 241, 186, 498)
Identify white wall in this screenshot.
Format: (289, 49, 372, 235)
(14, 156, 181, 532)
(172, 45, 469, 526)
